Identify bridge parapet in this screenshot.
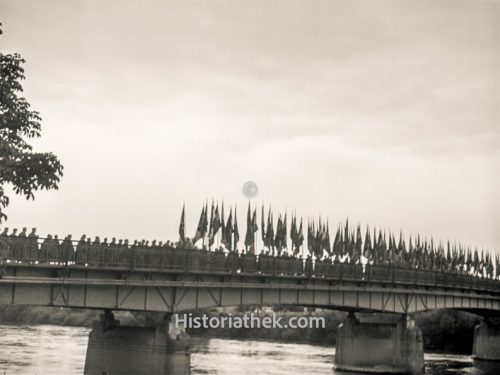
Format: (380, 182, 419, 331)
(1, 231, 500, 314)
(0, 239, 499, 292)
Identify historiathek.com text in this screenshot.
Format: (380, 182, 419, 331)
(175, 313, 326, 329)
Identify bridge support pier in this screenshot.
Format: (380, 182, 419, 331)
(83, 311, 190, 375)
(334, 313, 424, 374)
(473, 319, 500, 373)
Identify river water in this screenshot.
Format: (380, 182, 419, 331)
(0, 325, 485, 375)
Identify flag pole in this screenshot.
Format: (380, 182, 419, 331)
(217, 199, 220, 249)
(254, 201, 258, 256)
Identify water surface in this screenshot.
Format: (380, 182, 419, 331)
(0, 325, 486, 375)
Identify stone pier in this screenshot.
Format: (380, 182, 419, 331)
(473, 319, 500, 373)
(84, 311, 190, 375)
(334, 313, 424, 374)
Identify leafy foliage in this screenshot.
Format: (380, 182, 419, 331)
(0, 23, 63, 222)
(415, 310, 480, 353)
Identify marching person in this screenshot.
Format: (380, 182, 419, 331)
(62, 235, 74, 265)
(28, 228, 39, 262)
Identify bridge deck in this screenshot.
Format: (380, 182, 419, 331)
(1, 260, 499, 315)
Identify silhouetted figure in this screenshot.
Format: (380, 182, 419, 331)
(76, 235, 88, 265)
(62, 235, 74, 264)
(28, 228, 38, 261)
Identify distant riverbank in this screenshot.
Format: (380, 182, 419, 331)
(0, 305, 480, 354)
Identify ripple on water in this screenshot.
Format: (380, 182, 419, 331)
(1, 342, 28, 347)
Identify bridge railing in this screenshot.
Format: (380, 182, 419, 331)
(1, 237, 500, 294)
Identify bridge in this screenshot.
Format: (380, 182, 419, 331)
(1, 234, 500, 375)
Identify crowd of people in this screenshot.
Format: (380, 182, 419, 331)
(0, 223, 499, 281)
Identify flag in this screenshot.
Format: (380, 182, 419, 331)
(179, 204, 186, 244)
(323, 222, 331, 255)
(317, 221, 325, 252)
(252, 207, 259, 233)
(275, 214, 283, 251)
(283, 212, 287, 251)
(451, 245, 458, 269)
(398, 231, 406, 253)
(307, 221, 314, 256)
(213, 204, 221, 234)
(244, 203, 254, 250)
(294, 217, 304, 255)
(208, 201, 215, 246)
(193, 204, 207, 244)
(408, 236, 414, 265)
(265, 208, 274, 250)
(223, 208, 233, 250)
(333, 226, 342, 257)
(201, 202, 209, 243)
(221, 202, 226, 244)
(466, 247, 472, 270)
(473, 249, 479, 271)
(363, 227, 372, 259)
(343, 219, 350, 255)
(389, 234, 397, 263)
(261, 205, 266, 243)
(397, 231, 406, 265)
(248, 207, 259, 253)
(478, 250, 484, 272)
(495, 254, 500, 278)
(233, 207, 239, 251)
(355, 225, 363, 258)
(315, 223, 323, 258)
(378, 230, 386, 260)
(209, 203, 222, 247)
(291, 214, 301, 254)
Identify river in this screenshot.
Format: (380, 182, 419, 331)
(0, 325, 485, 375)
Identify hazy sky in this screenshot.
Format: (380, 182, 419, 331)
(1, 0, 499, 251)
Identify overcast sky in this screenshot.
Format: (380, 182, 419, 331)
(1, 0, 498, 251)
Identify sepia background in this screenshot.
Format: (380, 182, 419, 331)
(0, 0, 498, 252)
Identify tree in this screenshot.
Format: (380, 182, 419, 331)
(0, 24, 63, 222)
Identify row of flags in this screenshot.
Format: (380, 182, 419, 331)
(179, 202, 306, 254)
(186, 202, 241, 251)
(178, 203, 499, 274)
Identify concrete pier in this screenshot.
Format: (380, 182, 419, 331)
(84, 311, 190, 375)
(473, 319, 500, 368)
(334, 313, 424, 374)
